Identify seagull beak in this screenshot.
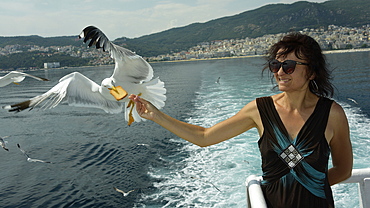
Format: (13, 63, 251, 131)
(108, 86, 118, 93)
(13, 82, 20, 85)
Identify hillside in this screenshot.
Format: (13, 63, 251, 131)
(119, 0, 370, 56)
(0, 35, 82, 48)
(0, 0, 369, 58)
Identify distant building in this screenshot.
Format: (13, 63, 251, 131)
(44, 62, 60, 69)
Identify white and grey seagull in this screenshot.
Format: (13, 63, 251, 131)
(216, 77, 220, 84)
(0, 71, 49, 87)
(347, 97, 358, 105)
(113, 187, 136, 197)
(190, 176, 221, 192)
(0, 136, 9, 151)
(3, 26, 166, 126)
(17, 143, 52, 163)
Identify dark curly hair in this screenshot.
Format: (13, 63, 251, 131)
(264, 32, 334, 98)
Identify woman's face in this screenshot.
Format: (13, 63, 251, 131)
(274, 50, 312, 93)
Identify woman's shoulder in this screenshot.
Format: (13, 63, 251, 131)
(326, 100, 349, 136)
(329, 100, 347, 119)
(238, 98, 261, 117)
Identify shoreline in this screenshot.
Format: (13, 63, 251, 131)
(153, 48, 370, 64)
(2, 48, 370, 72)
(322, 48, 370, 54)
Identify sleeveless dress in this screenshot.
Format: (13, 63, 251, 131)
(256, 96, 335, 208)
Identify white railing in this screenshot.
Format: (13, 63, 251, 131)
(245, 168, 370, 208)
(341, 168, 370, 208)
(246, 175, 267, 208)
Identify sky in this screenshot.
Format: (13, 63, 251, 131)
(0, 0, 329, 40)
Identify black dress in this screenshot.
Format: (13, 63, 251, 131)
(256, 96, 335, 208)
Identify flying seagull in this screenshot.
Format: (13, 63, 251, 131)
(190, 176, 221, 192)
(113, 187, 136, 197)
(137, 143, 149, 147)
(347, 97, 358, 105)
(216, 77, 220, 84)
(17, 143, 52, 163)
(0, 136, 9, 151)
(0, 71, 49, 87)
(3, 26, 166, 126)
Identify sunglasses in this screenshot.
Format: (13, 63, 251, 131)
(269, 59, 309, 74)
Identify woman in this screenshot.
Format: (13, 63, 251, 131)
(129, 33, 353, 208)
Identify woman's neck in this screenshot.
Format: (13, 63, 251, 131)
(276, 91, 318, 111)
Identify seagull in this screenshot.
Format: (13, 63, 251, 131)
(190, 176, 221, 192)
(216, 77, 220, 84)
(0, 71, 49, 87)
(113, 187, 136, 197)
(137, 143, 149, 147)
(17, 143, 52, 163)
(0, 136, 9, 151)
(3, 26, 166, 126)
(347, 97, 358, 105)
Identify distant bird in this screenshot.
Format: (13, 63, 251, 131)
(3, 26, 166, 126)
(0, 136, 9, 151)
(113, 187, 136, 197)
(17, 143, 52, 163)
(137, 143, 149, 147)
(190, 176, 221, 192)
(0, 71, 49, 87)
(216, 77, 220, 84)
(347, 97, 358, 105)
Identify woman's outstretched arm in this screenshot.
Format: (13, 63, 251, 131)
(129, 94, 260, 147)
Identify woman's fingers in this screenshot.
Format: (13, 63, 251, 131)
(129, 94, 153, 119)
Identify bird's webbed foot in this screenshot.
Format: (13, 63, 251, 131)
(126, 93, 142, 126)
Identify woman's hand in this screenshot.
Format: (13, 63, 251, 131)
(129, 94, 158, 121)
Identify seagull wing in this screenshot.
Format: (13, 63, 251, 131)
(0, 71, 49, 87)
(17, 144, 30, 158)
(113, 187, 125, 194)
(4, 72, 123, 114)
(347, 97, 358, 104)
(126, 189, 136, 194)
(0, 137, 9, 151)
(27, 158, 52, 163)
(79, 26, 153, 84)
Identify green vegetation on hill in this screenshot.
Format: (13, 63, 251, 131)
(0, 36, 83, 48)
(119, 0, 370, 56)
(0, 52, 91, 70)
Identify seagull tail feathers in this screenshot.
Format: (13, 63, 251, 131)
(125, 77, 166, 124)
(142, 77, 167, 109)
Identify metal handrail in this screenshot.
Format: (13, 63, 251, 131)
(246, 168, 370, 208)
(246, 175, 266, 208)
(340, 168, 370, 208)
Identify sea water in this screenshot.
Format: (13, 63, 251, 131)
(0, 51, 369, 208)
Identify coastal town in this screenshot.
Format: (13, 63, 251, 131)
(152, 24, 370, 62)
(0, 24, 369, 68)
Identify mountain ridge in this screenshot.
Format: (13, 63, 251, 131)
(0, 0, 369, 57)
(119, 0, 370, 56)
